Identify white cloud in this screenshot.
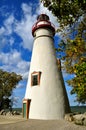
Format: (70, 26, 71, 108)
(14, 3, 59, 50)
(0, 3, 59, 51)
(21, 3, 32, 15)
(0, 37, 8, 50)
(14, 3, 37, 50)
(0, 51, 20, 65)
(9, 37, 15, 45)
(0, 51, 30, 80)
(15, 20, 33, 50)
(17, 61, 29, 70)
(0, 14, 15, 49)
(16, 82, 24, 88)
(4, 14, 15, 35)
(11, 96, 21, 107)
(0, 27, 5, 35)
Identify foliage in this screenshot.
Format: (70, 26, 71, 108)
(56, 36, 86, 104)
(41, 0, 86, 104)
(68, 62, 86, 104)
(64, 37, 86, 103)
(40, 0, 86, 27)
(56, 35, 86, 104)
(0, 69, 22, 110)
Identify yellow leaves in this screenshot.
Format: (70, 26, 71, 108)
(80, 57, 84, 60)
(78, 83, 80, 87)
(74, 48, 77, 52)
(74, 70, 77, 73)
(70, 40, 73, 43)
(75, 37, 85, 50)
(77, 38, 81, 45)
(66, 50, 73, 57)
(66, 37, 86, 62)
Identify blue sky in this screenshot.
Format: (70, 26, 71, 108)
(0, 0, 77, 108)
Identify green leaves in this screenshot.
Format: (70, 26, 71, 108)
(41, 0, 86, 27)
(65, 39, 86, 104)
(0, 69, 22, 110)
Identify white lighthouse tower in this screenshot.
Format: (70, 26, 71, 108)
(23, 14, 70, 119)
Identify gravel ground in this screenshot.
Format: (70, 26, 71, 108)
(0, 115, 86, 130)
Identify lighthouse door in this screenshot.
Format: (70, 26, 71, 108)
(23, 103, 26, 118)
(23, 99, 31, 119)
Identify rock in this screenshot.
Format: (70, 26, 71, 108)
(84, 112, 86, 115)
(3, 111, 6, 115)
(73, 114, 86, 120)
(13, 111, 20, 115)
(73, 114, 86, 125)
(0, 109, 6, 115)
(64, 113, 74, 122)
(65, 113, 86, 126)
(83, 118, 86, 126)
(6, 111, 13, 116)
(74, 118, 84, 125)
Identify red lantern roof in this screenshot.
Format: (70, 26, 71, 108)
(32, 14, 55, 36)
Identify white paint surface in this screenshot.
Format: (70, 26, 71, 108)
(25, 27, 70, 119)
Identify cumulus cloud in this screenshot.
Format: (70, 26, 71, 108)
(0, 14, 15, 49)
(21, 3, 32, 15)
(16, 82, 24, 88)
(0, 51, 20, 65)
(0, 50, 30, 80)
(0, 27, 5, 35)
(15, 20, 33, 50)
(0, 2, 59, 51)
(14, 3, 59, 50)
(9, 37, 15, 45)
(14, 3, 37, 50)
(4, 14, 15, 35)
(0, 5, 35, 50)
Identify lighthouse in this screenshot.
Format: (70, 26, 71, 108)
(23, 14, 70, 119)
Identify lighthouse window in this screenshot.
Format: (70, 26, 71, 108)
(31, 71, 41, 86)
(32, 75, 38, 86)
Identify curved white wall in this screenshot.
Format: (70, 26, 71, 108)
(25, 28, 70, 119)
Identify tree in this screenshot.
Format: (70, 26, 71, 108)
(60, 37, 86, 104)
(0, 69, 22, 110)
(40, 0, 86, 26)
(41, 0, 86, 104)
